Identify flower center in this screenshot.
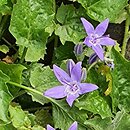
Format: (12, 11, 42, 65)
(65, 82, 80, 95)
(89, 34, 100, 46)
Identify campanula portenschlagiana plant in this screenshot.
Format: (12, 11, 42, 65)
(44, 59, 98, 106)
(81, 18, 115, 60)
(47, 121, 78, 130)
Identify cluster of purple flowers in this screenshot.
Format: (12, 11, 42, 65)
(44, 18, 115, 130)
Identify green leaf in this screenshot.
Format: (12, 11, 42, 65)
(9, 105, 31, 129)
(75, 91, 112, 119)
(0, 45, 9, 53)
(0, 124, 16, 130)
(29, 64, 59, 105)
(0, 0, 12, 15)
(106, 109, 130, 130)
(0, 0, 7, 7)
(55, 4, 86, 44)
(30, 64, 59, 92)
(53, 99, 87, 130)
(77, 0, 128, 22)
(0, 62, 26, 83)
(87, 67, 108, 94)
(9, 0, 55, 61)
(0, 62, 26, 95)
(84, 116, 112, 130)
(111, 48, 130, 112)
(32, 125, 45, 130)
(0, 70, 12, 123)
(35, 109, 53, 128)
(54, 42, 75, 63)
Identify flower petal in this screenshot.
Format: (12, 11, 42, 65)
(44, 86, 66, 99)
(71, 62, 82, 82)
(99, 37, 115, 46)
(92, 45, 104, 61)
(81, 17, 94, 35)
(83, 36, 93, 47)
(53, 65, 72, 85)
(68, 121, 78, 130)
(79, 83, 98, 94)
(47, 125, 55, 130)
(95, 18, 109, 36)
(67, 59, 75, 76)
(66, 94, 79, 107)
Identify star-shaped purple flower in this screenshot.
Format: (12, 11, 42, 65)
(44, 59, 98, 107)
(47, 121, 78, 130)
(81, 17, 115, 60)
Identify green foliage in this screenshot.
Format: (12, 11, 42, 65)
(84, 116, 112, 130)
(9, 0, 55, 61)
(9, 104, 45, 130)
(30, 64, 59, 92)
(0, 45, 9, 53)
(75, 91, 112, 119)
(0, 124, 16, 130)
(55, 4, 86, 44)
(0, 62, 25, 83)
(54, 42, 75, 63)
(29, 64, 59, 104)
(9, 104, 34, 129)
(111, 48, 130, 112)
(35, 109, 53, 128)
(0, 62, 26, 123)
(0, 0, 129, 129)
(77, 0, 128, 22)
(53, 99, 87, 130)
(0, 62, 26, 95)
(0, 0, 7, 6)
(0, 0, 13, 15)
(106, 109, 130, 130)
(0, 71, 12, 123)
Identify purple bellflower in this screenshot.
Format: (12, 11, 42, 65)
(44, 59, 98, 107)
(47, 121, 78, 130)
(81, 17, 115, 60)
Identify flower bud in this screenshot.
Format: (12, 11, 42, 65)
(81, 68, 87, 81)
(74, 44, 83, 55)
(88, 53, 98, 64)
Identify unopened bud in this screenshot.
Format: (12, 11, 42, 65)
(88, 53, 98, 64)
(74, 44, 83, 55)
(81, 68, 87, 81)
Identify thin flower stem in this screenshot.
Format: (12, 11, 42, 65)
(121, 7, 130, 57)
(52, 35, 58, 62)
(7, 81, 60, 105)
(87, 61, 97, 72)
(2, 37, 17, 51)
(7, 81, 43, 96)
(20, 47, 28, 63)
